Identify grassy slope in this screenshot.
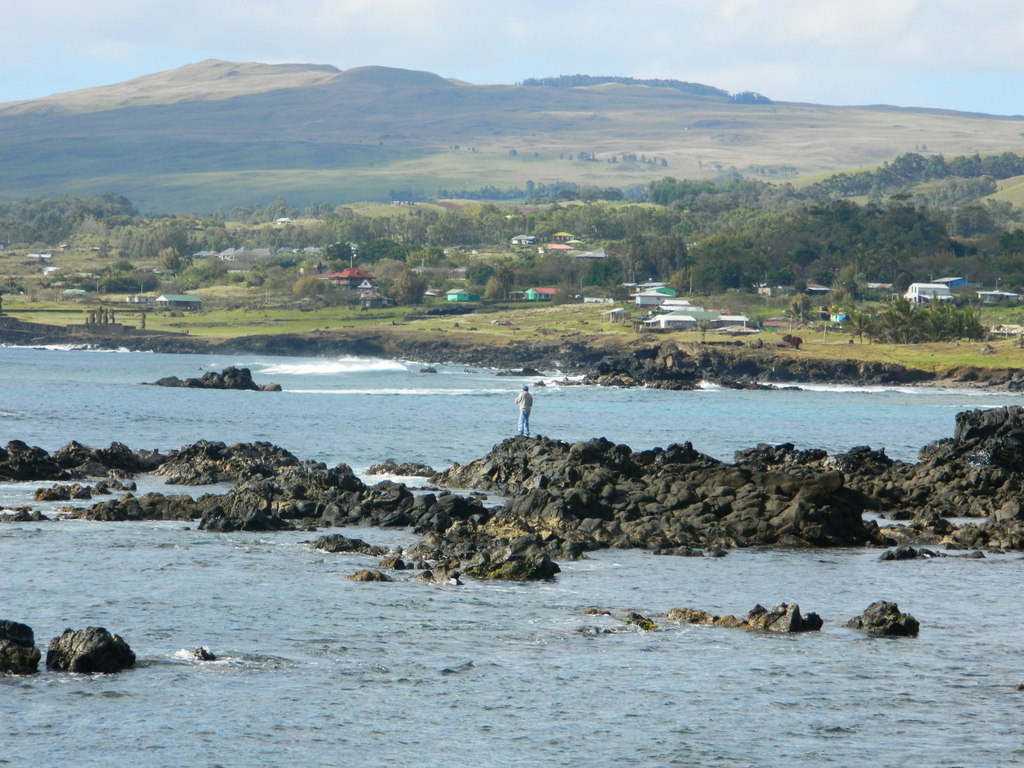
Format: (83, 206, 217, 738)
(2, 62, 1024, 211)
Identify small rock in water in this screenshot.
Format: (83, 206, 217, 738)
(192, 647, 216, 661)
(846, 601, 920, 637)
(624, 611, 657, 631)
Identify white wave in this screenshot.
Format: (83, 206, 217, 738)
(289, 387, 512, 396)
(256, 356, 408, 376)
(171, 648, 239, 665)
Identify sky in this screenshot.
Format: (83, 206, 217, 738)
(4, 0, 1024, 115)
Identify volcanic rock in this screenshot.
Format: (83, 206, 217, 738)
(311, 534, 388, 556)
(154, 440, 301, 484)
(46, 626, 136, 673)
(147, 366, 279, 391)
(666, 603, 822, 633)
(0, 620, 41, 675)
(364, 459, 436, 477)
(846, 601, 920, 637)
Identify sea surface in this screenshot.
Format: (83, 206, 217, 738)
(2, 345, 1023, 767)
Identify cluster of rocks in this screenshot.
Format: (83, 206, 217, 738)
(429, 434, 886, 562)
(578, 601, 917, 638)
(34, 479, 136, 501)
(728, 406, 1024, 549)
(666, 602, 824, 633)
(1, 622, 135, 675)
(10, 404, 1024, 583)
(0, 439, 168, 481)
(146, 366, 281, 391)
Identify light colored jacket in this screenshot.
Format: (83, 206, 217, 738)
(515, 390, 533, 412)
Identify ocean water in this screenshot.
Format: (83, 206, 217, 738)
(2, 345, 1024, 767)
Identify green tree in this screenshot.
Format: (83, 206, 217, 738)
(156, 247, 183, 273)
(391, 269, 428, 305)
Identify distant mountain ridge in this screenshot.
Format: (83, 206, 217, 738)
(0, 60, 1022, 212)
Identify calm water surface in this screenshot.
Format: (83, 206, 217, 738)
(2, 346, 1023, 767)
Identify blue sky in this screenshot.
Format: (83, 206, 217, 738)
(5, 0, 1024, 115)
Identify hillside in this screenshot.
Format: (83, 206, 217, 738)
(1, 60, 1024, 212)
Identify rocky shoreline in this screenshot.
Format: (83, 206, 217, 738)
(5, 405, 1024, 585)
(4, 315, 1024, 389)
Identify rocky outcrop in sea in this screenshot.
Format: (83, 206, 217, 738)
(11, 405, 1024, 580)
(0, 620, 41, 674)
(146, 366, 281, 391)
(45, 626, 136, 673)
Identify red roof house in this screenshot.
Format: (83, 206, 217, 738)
(327, 268, 375, 289)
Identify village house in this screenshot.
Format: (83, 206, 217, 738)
(634, 287, 678, 307)
(446, 288, 480, 302)
(327, 268, 375, 290)
(524, 287, 558, 302)
(602, 307, 631, 323)
(977, 290, 1020, 304)
(904, 283, 953, 303)
(550, 232, 574, 243)
(572, 247, 607, 260)
(360, 289, 392, 309)
(155, 294, 202, 310)
(215, 248, 274, 263)
(511, 235, 538, 246)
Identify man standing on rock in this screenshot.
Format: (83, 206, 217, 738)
(515, 384, 533, 437)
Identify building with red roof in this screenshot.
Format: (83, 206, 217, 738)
(326, 268, 375, 289)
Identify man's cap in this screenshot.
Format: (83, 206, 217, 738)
(522, 384, 529, 389)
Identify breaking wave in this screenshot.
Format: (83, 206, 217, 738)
(256, 357, 408, 376)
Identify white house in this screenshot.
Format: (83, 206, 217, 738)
(904, 283, 953, 303)
(635, 290, 672, 307)
(644, 313, 698, 330)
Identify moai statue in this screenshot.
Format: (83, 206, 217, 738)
(86, 310, 96, 324)
(139, 312, 146, 329)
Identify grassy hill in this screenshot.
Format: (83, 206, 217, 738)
(2, 59, 1024, 212)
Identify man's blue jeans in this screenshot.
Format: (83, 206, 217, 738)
(518, 409, 530, 436)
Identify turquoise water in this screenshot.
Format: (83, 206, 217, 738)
(2, 345, 1024, 767)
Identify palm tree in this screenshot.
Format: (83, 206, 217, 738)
(846, 307, 875, 344)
